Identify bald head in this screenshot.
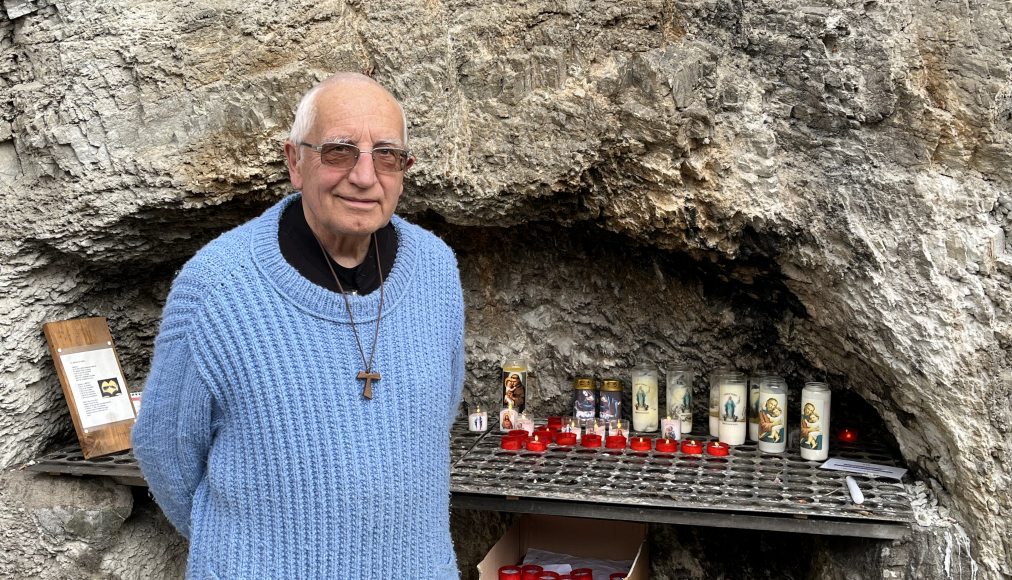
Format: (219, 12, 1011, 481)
(289, 73, 408, 150)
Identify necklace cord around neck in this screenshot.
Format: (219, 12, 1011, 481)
(313, 233, 385, 374)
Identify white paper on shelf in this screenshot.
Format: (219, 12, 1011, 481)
(819, 458, 907, 480)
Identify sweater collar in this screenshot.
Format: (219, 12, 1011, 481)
(251, 194, 417, 323)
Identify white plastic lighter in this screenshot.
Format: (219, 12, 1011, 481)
(846, 476, 865, 504)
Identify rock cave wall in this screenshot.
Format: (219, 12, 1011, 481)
(1, 0, 1009, 578)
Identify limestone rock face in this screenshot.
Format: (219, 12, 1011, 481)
(2, 0, 1010, 578)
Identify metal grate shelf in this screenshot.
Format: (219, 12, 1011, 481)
(24, 418, 913, 539)
(449, 419, 913, 539)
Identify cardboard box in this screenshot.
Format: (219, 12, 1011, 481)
(477, 514, 649, 580)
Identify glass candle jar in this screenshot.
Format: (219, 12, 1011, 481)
(631, 363, 659, 432)
(573, 376, 597, 420)
(666, 365, 693, 435)
(598, 379, 623, 421)
(800, 381, 831, 460)
(757, 376, 787, 454)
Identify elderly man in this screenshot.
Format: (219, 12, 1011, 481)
(132, 73, 465, 579)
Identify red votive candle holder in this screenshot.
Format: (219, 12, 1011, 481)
(838, 427, 859, 444)
(571, 568, 593, 580)
(547, 416, 564, 429)
(605, 435, 627, 449)
(521, 564, 544, 580)
(706, 441, 729, 456)
(498, 565, 522, 580)
(581, 433, 603, 448)
(533, 428, 555, 442)
(655, 438, 678, 453)
(525, 435, 548, 452)
(630, 436, 652, 451)
(508, 430, 530, 440)
(681, 439, 703, 454)
(555, 432, 578, 446)
(536, 572, 561, 580)
(500, 436, 523, 450)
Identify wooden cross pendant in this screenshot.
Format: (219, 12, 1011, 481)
(357, 370, 381, 400)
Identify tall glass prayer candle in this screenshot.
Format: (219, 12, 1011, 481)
(757, 376, 787, 454)
(598, 379, 623, 421)
(708, 368, 741, 437)
(748, 369, 773, 442)
(573, 376, 597, 420)
(468, 404, 488, 432)
(718, 375, 747, 445)
(631, 363, 659, 432)
(586, 417, 606, 438)
(666, 365, 693, 435)
(800, 382, 831, 460)
(501, 358, 529, 414)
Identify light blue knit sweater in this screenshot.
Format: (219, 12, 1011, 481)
(132, 195, 465, 579)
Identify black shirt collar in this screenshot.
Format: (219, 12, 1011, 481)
(278, 197, 396, 295)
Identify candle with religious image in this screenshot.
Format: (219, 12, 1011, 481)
(501, 358, 529, 414)
(708, 368, 741, 437)
(666, 365, 693, 435)
(598, 379, 623, 421)
(757, 376, 787, 454)
(718, 375, 747, 445)
(499, 401, 518, 432)
(561, 416, 582, 442)
(660, 415, 681, 441)
(573, 376, 597, 420)
(606, 418, 627, 438)
(748, 369, 773, 442)
(516, 412, 535, 435)
(586, 417, 606, 438)
(468, 404, 488, 432)
(631, 363, 659, 432)
(800, 382, 831, 461)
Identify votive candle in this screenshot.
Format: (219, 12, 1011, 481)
(630, 436, 652, 451)
(655, 438, 677, 453)
(681, 439, 703, 454)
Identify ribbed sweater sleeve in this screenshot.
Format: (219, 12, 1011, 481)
(132, 271, 216, 539)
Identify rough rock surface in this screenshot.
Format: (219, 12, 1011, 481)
(1, 0, 1010, 578)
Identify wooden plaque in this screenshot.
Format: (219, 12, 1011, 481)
(42, 317, 136, 458)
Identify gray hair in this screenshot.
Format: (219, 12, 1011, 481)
(289, 73, 408, 155)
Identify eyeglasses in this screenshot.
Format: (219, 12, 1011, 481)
(299, 142, 411, 174)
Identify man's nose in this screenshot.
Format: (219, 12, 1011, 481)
(347, 150, 379, 187)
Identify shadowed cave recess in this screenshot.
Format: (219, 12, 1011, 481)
(24, 195, 968, 580)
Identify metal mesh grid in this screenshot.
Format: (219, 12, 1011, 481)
(450, 420, 912, 525)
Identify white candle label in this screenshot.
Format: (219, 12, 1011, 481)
(719, 380, 747, 445)
(499, 408, 518, 432)
(660, 418, 681, 440)
(632, 371, 659, 432)
(590, 421, 606, 437)
(468, 411, 488, 432)
(501, 367, 528, 413)
(757, 393, 786, 453)
(669, 382, 692, 432)
(801, 399, 826, 451)
(518, 416, 535, 435)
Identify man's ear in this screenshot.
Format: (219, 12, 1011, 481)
(404, 155, 415, 172)
(284, 141, 303, 191)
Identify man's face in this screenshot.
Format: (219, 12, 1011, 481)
(285, 81, 413, 241)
